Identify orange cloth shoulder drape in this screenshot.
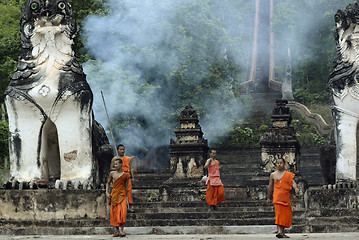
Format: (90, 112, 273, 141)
(122, 156, 133, 204)
(273, 171, 295, 228)
(110, 172, 130, 226)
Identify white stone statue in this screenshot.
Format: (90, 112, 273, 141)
(4, 0, 112, 189)
(328, 2, 359, 184)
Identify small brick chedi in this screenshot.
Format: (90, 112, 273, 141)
(170, 106, 208, 179)
(260, 100, 300, 173)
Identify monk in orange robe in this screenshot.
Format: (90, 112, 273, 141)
(204, 149, 225, 212)
(267, 158, 299, 238)
(106, 158, 130, 237)
(111, 144, 135, 212)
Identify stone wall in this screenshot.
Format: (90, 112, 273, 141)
(0, 189, 107, 222)
(306, 188, 359, 210)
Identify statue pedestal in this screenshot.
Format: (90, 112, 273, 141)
(0, 189, 107, 224)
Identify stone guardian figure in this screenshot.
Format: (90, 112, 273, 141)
(4, 0, 112, 188)
(327, 2, 359, 184)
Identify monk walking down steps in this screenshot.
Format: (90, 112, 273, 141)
(111, 144, 135, 213)
(106, 158, 130, 237)
(204, 149, 225, 212)
(267, 158, 299, 238)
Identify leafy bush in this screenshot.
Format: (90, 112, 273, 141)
(212, 125, 260, 149)
(292, 119, 326, 147)
(0, 121, 8, 166)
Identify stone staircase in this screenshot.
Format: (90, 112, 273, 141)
(216, 148, 324, 188)
(121, 147, 325, 234)
(0, 147, 346, 236)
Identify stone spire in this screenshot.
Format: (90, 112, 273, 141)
(169, 106, 208, 179)
(260, 100, 300, 173)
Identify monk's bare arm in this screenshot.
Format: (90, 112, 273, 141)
(293, 180, 299, 194)
(204, 158, 212, 169)
(267, 173, 274, 206)
(106, 172, 113, 199)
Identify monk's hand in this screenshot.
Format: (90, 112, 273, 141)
(266, 198, 271, 206)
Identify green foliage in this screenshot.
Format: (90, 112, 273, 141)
(0, 1, 21, 102)
(293, 88, 329, 105)
(0, 121, 9, 166)
(272, 0, 354, 105)
(291, 119, 326, 147)
(68, 0, 109, 62)
(147, 192, 159, 202)
(213, 124, 259, 149)
(259, 124, 269, 132)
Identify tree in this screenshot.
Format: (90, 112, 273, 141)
(0, 1, 21, 102)
(272, 0, 354, 105)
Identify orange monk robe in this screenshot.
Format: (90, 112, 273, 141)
(273, 171, 295, 228)
(122, 156, 133, 204)
(110, 173, 130, 226)
(206, 160, 225, 206)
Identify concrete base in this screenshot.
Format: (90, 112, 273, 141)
(0, 189, 107, 222)
(0, 225, 277, 235)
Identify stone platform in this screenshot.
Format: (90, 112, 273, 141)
(1, 148, 357, 235)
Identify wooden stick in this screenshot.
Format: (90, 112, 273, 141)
(100, 90, 130, 210)
(100, 90, 118, 156)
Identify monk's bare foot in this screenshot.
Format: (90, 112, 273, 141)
(276, 233, 283, 238)
(119, 231, 126, 237)
(113, 232, 120, 237)
(282, 234, 289, 238)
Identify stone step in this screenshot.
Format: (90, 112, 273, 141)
(126, 216, 306, 227)
(130, 200, 269, 208)
(0, 225, 278, 235)
(220, 171, 262, 177)
(220, 163, 260, 168)
(0, 212, 305, 228)
(131, 206, 274, 214)
(2, 222, 359, 235)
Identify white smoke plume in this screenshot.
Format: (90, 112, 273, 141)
(82, 0, 254, 155)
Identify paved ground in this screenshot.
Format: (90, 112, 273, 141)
(1, 233, 359, 240)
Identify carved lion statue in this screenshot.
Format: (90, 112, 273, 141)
(327, 1, 359, 184)
(4, 0, 113, 189)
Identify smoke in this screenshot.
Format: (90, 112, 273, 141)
(272, 0, 354, 81)
(82, 0, 254, 155)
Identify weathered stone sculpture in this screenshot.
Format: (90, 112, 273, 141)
(4, 0, 112, 189)
(327, 1, 359, 184)
(169, 106, 208, 179)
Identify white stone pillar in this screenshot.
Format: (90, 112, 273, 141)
(334, 108, 358, 182)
